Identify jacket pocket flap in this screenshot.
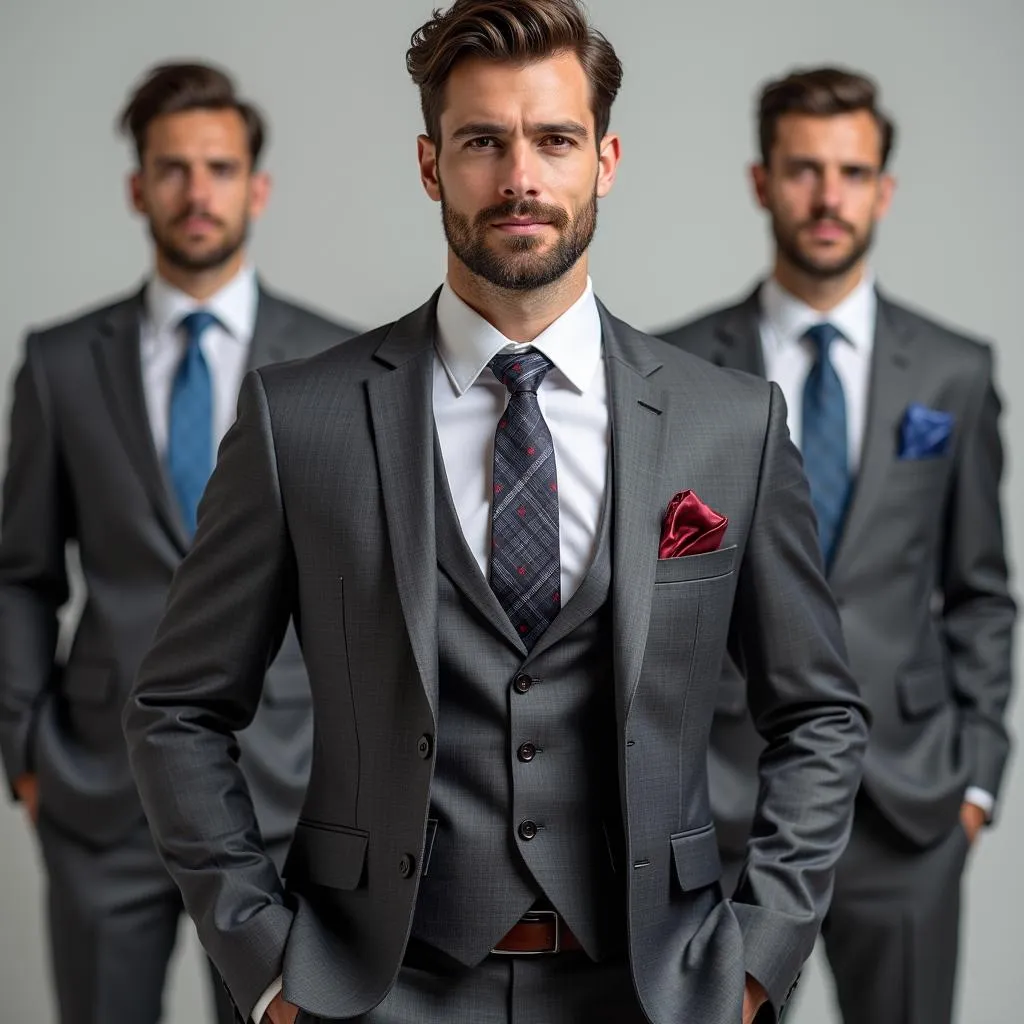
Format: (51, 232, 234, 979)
(670, 824, 721, 891)
(285, 820, 368, 890)
(897, 664, 946, 719)
(656, 545, 737, 584)
(63, 662, 118, 707)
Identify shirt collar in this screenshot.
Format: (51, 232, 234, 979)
(435, 277, 602, 396)
(762, 269, 877, 354)
(144, 263, 258, 343)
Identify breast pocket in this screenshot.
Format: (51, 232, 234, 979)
(655, 545, 738, 585)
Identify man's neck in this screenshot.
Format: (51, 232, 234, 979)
(446, 256, 589, 343)
(153, 250, 247, 302)
(772, 257, 868, 313)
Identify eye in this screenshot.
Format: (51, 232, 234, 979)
(465, 137, 499, 150)
(542, 135, 574, 149)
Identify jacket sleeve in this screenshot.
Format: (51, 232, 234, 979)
(123, 370, 297, 1021)
(0, 335, 71, 792)
(941, 345, 1016, 809)
(729, 383, 870, 1016)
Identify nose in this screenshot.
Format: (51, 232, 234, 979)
(816, 165, 843, 213)
(501, 140, 541, 200)
(185, 164, 213, 205)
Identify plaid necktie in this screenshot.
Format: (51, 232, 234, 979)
(168, 310, 217, 537)
(489, 349, 560, 650)
(801, 322, 851, 569)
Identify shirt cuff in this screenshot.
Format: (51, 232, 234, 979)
(965, 786, 995, 820)
(252, 976, 283, 1023)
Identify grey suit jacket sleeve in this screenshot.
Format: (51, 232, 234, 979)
(730, 383, 870, 1010)
(942, 346, 1015, 806)
(123, 370, 296, 1019)
(0, 336, 70, 791)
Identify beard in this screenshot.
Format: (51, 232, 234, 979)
(149, 207, 249, 273)
(773, 213, 874, 280)
(441, 187, 597, 292)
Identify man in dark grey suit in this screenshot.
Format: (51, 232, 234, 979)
(661, 67, 1016, 1024)
(125, 8, 868, 1024)
(0, 63, 355, 1024)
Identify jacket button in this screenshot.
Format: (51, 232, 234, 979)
(517, 742, 537, 763)
(398, 854, 416, 878)
(416, 734, 433, 759)
(514, 673, 533, 694)
(518, 819, 538, 841)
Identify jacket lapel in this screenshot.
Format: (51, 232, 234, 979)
(710, 286, 765, 376)
(829, 294, 915, 580)
(90, 288, 191, 554)
(247, 284, 293, 371)
(601, 305, 670, 723)
(367, 295, 441, 720)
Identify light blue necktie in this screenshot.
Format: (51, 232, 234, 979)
(801, 322, 851, 569)
(168, 310, 217, 537)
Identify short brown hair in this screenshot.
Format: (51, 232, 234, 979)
(117, 62, 267, 168)
(407, 0, 623, 147)
(758, 66, 896, 169)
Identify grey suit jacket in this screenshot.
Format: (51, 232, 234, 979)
(661, 285, 1016, 853)
(0, 284, 356, 847)
(124, 294, 868, 1023)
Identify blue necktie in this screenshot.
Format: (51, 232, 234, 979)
(801, 322, 850, 569)
(168, 311, 217, 537)
(489, 349, 560, 651)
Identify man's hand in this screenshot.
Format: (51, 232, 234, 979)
(263, 993, 300, 1024)
(13, 773, 39, 825)
(961, 801, 987, 845)
(743, 973, 769, 1023)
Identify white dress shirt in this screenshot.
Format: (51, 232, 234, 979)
(433, 277, 609, 604)
(252, 277, 610, 1023)
(141, 265, 256, 461)
(758, 272, 994, 819)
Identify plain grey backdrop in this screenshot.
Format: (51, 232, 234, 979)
(1, 0, 1020, 1020)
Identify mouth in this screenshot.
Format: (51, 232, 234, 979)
(804, 221, 850, 242)
(492, 220, 551, 235)
(178, 216, 220, 234)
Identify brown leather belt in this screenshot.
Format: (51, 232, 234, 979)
(491, 910, 582, 955)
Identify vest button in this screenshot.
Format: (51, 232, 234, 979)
(517, 742, 537, 763)
(513, 673, 533, 694)
(398, 854, 416, 878)
(518, 819, 538, 841)
(416, 734, 433, 759)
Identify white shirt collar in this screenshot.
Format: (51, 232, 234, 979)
(144, 263, 258, 343)
(435, 277, 602, 397)
(762, 270, 877, 355)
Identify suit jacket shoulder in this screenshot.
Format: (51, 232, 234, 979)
(255, 287, 360, 357)
(655, 289, 761, 361)
(880, 293, 994, 375)
(24, 289, 141, 351)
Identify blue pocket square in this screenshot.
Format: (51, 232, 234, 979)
(899, 403, 953, 459)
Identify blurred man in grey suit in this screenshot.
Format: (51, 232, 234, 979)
(124, 7, 868, 1024)
(661, 67, 1016, 1024)
(0, 62, 355, 1024)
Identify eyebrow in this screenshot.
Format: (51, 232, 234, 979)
(784, 156, 878, 173)
(451, 120, 591, 141)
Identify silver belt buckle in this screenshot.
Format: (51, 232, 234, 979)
(491, 909, 561, 955)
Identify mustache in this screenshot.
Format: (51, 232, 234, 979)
(474, 199, 570, 230)
(173, 206, 224, 227)
(801, 214, 856, 234)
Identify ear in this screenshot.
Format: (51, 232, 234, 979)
(129, 171, 146, 215)
(248, 170, 272, 220)
(750, 163, 770, 211)
(595, 133, 621, 199)
(418, 135, 441, 202)
(875, 171, 897, 221)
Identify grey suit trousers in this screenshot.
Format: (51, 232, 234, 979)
(37, 811, 284, 1024)
(298, 941, 647, 1024)
(723, 798, 970, 1024)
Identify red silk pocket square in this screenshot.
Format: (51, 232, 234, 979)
(659, 490, 728, 559)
